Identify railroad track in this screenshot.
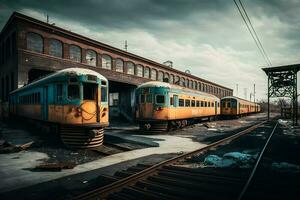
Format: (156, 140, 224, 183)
(73, 119, 281, 200)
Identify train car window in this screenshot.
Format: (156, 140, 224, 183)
(179, 99, 184, 107)
(204, 101, 207, 107)
(208, 102, 211, 107)
(196, 101, 200, 107)
(136, 95, 139, 104)
(156, 95, 165, 104)
(212, 102, 214, 107)
(222, 101, 226, 107)
(191, 100, 195, 107)
(69, 77, 78, 83)
(141, 95, 145, 103)
(185, 99, 190, 107)
(146, 94, 152, 103)
(218, 102, 220, 107)
(201, 101, 204, 107)
(68, 85, 80, 100)
(57, 84, 63, 101)
(227, 102, 231, 108)
(170, 97, 173, 105)
(83, 83, 97, 100)
(101, 87, 108, 102)
(37, 92, 40, 104)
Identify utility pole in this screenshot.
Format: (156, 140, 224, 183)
(46, 14, 49, 24)
(124, 40, 128, 51)
(253, 83, 256, 103)
(236, 84, 239, 97)
(244, 88, 247, 100)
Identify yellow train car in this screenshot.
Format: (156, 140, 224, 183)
(221, 96, 261, 117)
(9, 68, 109, 148)
(136, 81, 220, 131)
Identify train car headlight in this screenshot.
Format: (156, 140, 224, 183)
(156, 107, 163, 111)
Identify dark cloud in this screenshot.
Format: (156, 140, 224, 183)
(0, 0, 233, 30)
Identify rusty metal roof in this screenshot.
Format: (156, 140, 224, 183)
(262, 64, 300, 74)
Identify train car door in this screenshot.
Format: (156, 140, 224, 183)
(42, 86, 48, 120)
(215, 100, 218, 115)
(170, 95, 178, 119)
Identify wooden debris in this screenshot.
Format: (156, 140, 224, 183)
(0, 141, 34, 154)
(19, 141, 34, 150)
(35, 162, 76, 171)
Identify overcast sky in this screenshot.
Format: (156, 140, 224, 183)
(1, 0, 299, 101)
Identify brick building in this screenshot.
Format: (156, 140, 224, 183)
(0, 12, 233, 121)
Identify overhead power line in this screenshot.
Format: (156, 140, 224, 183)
(233, 0, 272, 67)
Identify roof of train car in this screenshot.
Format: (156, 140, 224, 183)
(10, 68, 108, 94)
(221, 96, 259, 105)
(137, 81, 219, 100)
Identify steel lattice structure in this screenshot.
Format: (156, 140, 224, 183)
(263, 64, 300, 125)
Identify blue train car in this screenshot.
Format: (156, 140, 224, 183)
(9, 68, 109, 148)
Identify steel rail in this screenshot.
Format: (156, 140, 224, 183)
(73, 120, 268, 200)
(237, 121, 279, 200)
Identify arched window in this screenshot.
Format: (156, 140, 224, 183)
(164, 73, 169, 82)
(144, 67, 150, 78)
(102, 54, 112, 69)
(186, 79, 189, 87)
(115, 58, 124, 72)
(175, 76, 180, 85)
(198, 82, 201, 91)
(69, 45, 81, 62)
(27, 32, 43, 53)
(170, 74, 174, 84)
(180, 77, 185, 86)
(158, 71, 164, 81)
(49, 39, 62, 57)
(127, 62, 135, 75)
(136, 64, 143, 77)
(150, 69, 157, 80)
(86, 49, 97, 66)
(189, 80, 193, 88)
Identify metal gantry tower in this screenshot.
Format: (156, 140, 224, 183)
(262, 64, 300, 125)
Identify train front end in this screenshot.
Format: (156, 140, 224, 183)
(221, 97, 238, 116)
(136, 82, 170, 131)
(51, 69, 109, 148)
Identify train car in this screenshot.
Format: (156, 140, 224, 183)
(135, 81, 220, 131)
(221, 96, 261, 117)
(9, 68, 109, 148)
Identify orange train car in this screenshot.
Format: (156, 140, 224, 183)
(9, 68, 109, 148)
(221, 96, 261, 116)
(135, 81, 220, 131)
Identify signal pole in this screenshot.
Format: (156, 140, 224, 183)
(253, 83, 256, 103)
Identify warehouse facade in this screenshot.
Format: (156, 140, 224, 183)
(0, 12, 233, 121)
